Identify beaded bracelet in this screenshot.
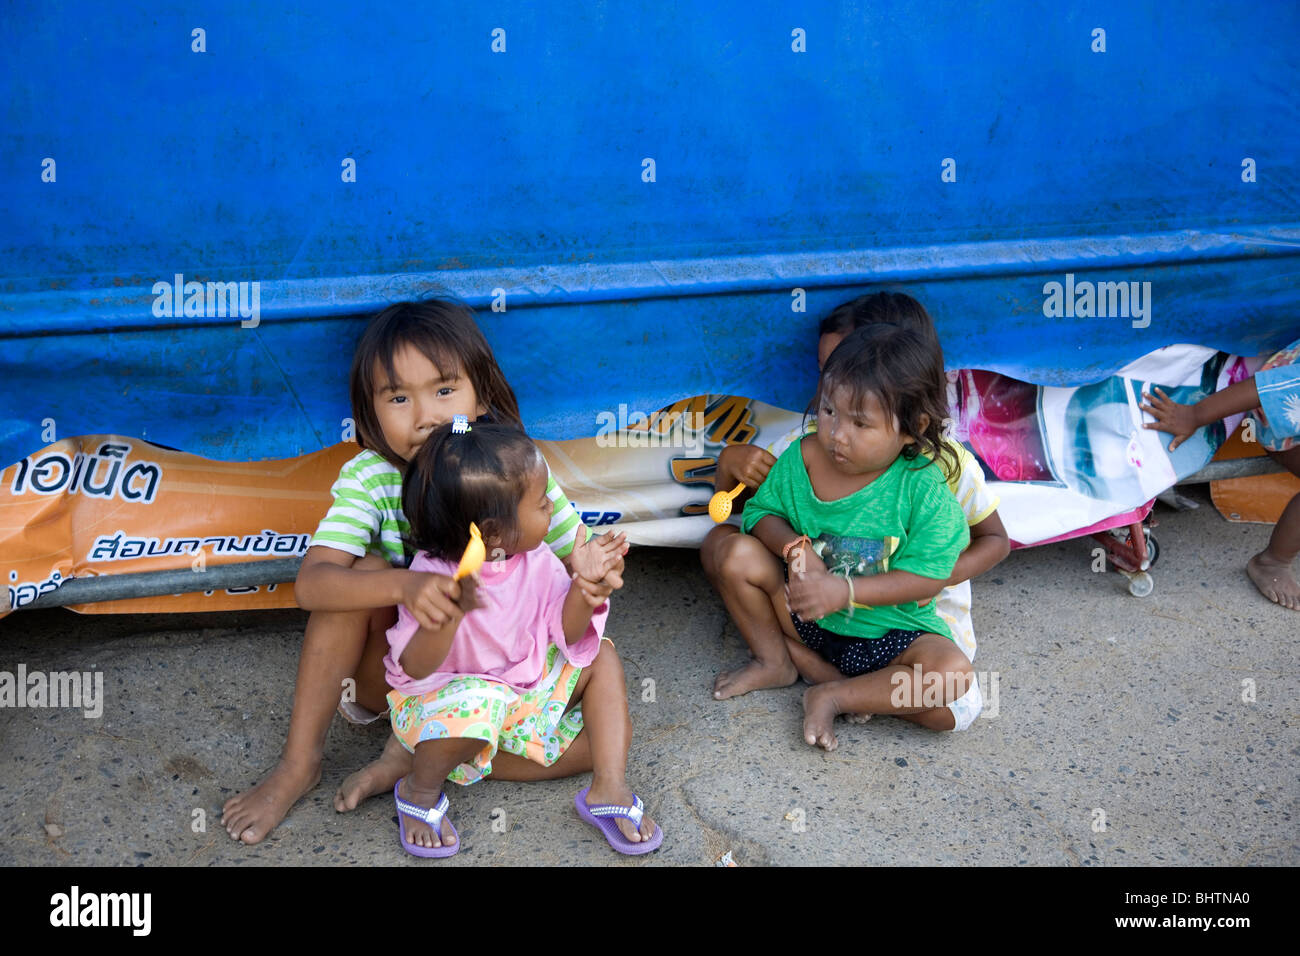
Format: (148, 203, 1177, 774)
(781, 535, 810, 563)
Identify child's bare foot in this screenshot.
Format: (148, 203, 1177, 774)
(335, 734, 412, 812)
(802, 684, 843, 751)
(1247, 552, 1300, 610)
(397, 777, 457, 850)
(712, 659, 797, 700)
(585, 780, 657, 845)
(222, 758, 321, 844)
(842, 712, 873, 724)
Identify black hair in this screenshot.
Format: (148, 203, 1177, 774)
(350, 298, 523, 468)
(816, 323, 960, 482)
(402, 421, 545, 561)
(817, 291, 944, 364)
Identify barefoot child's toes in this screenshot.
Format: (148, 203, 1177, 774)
(802, 685, 841, 751)
(712, 660, 798, 700)
(335, 766, 390, 813)
(1247, 552, 1300, 610)
(221, 759, 322, 844)
(335, 734, 413, 812)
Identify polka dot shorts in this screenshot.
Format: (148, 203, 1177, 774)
(791, 614, 921, 677)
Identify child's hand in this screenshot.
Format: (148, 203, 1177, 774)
(1141, 387, 1200, 451)
(455, 573, 485, 614)
(786, 568, 852, 621)
(572, 531, 626, 607)
(718, 443, 777, 490)
(569, 526, 622, 599)
(400, 571, 468, 630)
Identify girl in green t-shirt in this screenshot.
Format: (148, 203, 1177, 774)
(710, 323, 973, 752)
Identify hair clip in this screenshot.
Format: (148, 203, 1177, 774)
(451, 415, 471, 434)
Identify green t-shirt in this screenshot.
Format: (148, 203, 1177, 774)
(741, 437, 969, 641)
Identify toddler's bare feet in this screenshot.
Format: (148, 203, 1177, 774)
(842, 712, 873, 725)
(335, 734, 412, 812)
(397, 778, 457, 850)
(1247, 552, 1300, 610)
(802, 684, 843, 751)
(222, 758, 321, 844)
(712, 659, 797, 700)
(586, 780, 657, 845)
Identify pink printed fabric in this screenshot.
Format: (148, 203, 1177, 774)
(384, 543, 607, 698)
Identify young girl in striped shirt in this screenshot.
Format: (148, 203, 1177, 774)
(221, 299, 626, 845)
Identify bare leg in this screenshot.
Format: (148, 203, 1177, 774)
(898, 708, 957, 731)
(567, 645, 656, 844)
(710, 533, 799, 699)
(784, 635, 843, 684)
(802, 634, 973, 750)
(399, 738, 484, 850)
(353, 605, 397, 712)
(1246, 446, 1300, 610)
(700, 523, 738, 588)
(223, 557, 395, 844)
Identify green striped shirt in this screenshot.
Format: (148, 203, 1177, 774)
(309, 449, 586, 567)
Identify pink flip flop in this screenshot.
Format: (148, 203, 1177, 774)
(574, 786, 663, 855)
(394, 779, 459, 858)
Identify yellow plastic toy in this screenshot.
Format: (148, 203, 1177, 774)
(708, 483, 746, 523)
(454, 522, 485, 580)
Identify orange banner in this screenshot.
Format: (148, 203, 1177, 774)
(1210, 423, 1300, 524)
(2, 437, 355, 617)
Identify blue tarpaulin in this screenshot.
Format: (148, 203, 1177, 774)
(3, 1, 1297, 465)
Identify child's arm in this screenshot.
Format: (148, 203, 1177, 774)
(561, 526, 623, 644)
(787, 476, 970, 618)
(396, 608, 466, 681)
(947, 510, 1010, 586)
(1141, 380, 1261, 451)
(295, 546, 464, 629)
(787, 566, 949, 621)
(749, 514, 803, 558)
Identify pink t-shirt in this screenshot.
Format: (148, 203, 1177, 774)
(384, 542, 607, 697)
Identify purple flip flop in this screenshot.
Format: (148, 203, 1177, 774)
(575, 786, 663, 855)
(394, 779, 460, 858)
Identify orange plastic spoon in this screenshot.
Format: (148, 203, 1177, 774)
(708, 483, 746, 522)
(454, 522, 486, 580)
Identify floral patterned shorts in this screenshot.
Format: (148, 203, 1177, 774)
(387, 642, 600, 786)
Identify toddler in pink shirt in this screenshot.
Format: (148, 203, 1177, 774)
(384, 541, 607, 696)
(385, 418, 662, 858)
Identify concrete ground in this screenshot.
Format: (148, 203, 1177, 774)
(1, 484, 1296, 867)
